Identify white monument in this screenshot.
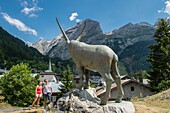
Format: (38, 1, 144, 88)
(56, 18, 124, 105)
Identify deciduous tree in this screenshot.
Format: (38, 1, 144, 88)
(0, 63, 38, 106)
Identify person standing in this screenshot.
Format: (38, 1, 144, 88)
(31, 81, 43, 108)
(43, 79, 52, 108)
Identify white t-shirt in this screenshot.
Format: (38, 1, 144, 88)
(43, 83, 52, 94)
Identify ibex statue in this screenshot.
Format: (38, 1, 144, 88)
(56, 18, 124, 105)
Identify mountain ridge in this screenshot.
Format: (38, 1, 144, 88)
(33, 19, 155, 55)
(32, 18, 157, 73)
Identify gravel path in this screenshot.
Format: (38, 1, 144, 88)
(0, 108, 23, 113)
(0, 107, 44, 113)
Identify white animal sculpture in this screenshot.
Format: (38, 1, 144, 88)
(56, 18, 124, 105)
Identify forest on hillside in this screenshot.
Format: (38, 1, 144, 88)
(0, 27, 48, 70)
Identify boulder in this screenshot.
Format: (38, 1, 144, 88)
(55, 89, 103, 113)
(78, 88, 101, 104)
(52, 88, 135, 113)
(102, 101, 135, 113)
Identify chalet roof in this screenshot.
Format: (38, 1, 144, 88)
(96, 79, 151, 96)
(40, 71, 56, 75)
(75, 75, 131, 81)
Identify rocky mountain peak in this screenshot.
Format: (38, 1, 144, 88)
(65, 19, 103, 40)
(112, 22, 134, 34)
(83, 19, 103, 34)
(124, 22, 134, 27)
(135, 22, 152, 27)
(32, 39, 52, 54)
(112, 21, 155, 37)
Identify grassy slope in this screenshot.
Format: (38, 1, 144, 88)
(133, 88, 170, 113)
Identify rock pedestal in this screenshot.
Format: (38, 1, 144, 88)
(102, 101, 135, 113)
(51, 88, 135, 113)
(79, 88, 101, 104)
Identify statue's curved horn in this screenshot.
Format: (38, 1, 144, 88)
(76, 20, 87, 41)
(56, 18, 70, 44)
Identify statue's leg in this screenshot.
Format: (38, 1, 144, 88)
(99, 71, 113, 105)
(84, 69, 90, 89)
(111, 62, 124, 103)
(77, 66, 84, 90)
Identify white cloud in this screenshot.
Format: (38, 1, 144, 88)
(69, 12, 81, 23)
(20, 0, 43, 17)
(2, 12, 37, 36)
(158, 0, 170, 16)
(164, 1, 170, 15)
(76, 19, 81, 23)
(32, 0, 38, 4)
(157, 10, 162, 13)
(39, 37, 44, 40)
(29, 13, 37, 17)
(21, 1, 28, 7)
(21, 6, 43, 17)
(69, 12, 78, 21)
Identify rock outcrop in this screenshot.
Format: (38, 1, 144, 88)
(32, 39, 52, 55)
(50, 88, 135, 113)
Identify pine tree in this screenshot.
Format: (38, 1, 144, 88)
(147, 19, 170, 91)
(60, 65, 77, 94)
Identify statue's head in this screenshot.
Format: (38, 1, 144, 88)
(56, 18, 86, 44)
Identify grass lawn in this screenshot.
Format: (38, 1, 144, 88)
(133, 88, 170, 113)
(0, 102, 12, 109)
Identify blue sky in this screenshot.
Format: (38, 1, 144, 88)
(0, 0, 169, 43)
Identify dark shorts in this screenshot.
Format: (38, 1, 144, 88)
(43, 93, 51, 101)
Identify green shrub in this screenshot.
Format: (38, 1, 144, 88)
(157, 80, 170, 91)
(0, 63, 38, 106)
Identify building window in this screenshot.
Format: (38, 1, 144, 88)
(131, 86, 134, 91)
